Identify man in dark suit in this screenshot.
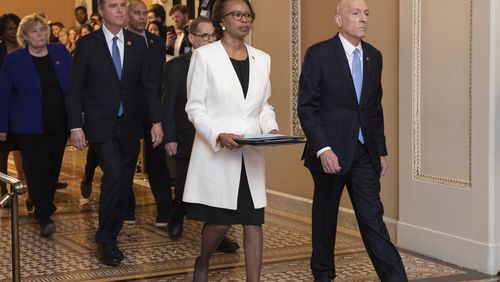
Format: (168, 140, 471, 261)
(67, 0, 164, 267)
(125, 0, 172, 228)
(166, 4, 190, 57)
(163, 16, 239, 252)
(298, 0, 408, 281)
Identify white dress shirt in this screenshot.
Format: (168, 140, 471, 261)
(101, 23, 124, 66)
(316, 33, 364, 158)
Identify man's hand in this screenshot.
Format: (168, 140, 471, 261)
(0, 133, 7, 142)
(165, 142, 178, 156)
(166, 31, 176, 48)
(319, 150, 341, 174)
(380, 156, 388, 176)
(151, 123, 164, 148)
(70, 129, 87, 150)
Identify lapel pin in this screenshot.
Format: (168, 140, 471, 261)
(366, 57, 370, 61)
(127, 41, 132, 46)
(55, 61, 60, 65)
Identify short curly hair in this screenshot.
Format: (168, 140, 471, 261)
(211, 0, 255, 38)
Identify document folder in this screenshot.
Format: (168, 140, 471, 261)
(234, 134, 306, 146)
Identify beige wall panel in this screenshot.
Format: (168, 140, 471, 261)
(417, 0, 472, 186)
(1, 0, 75, 28)
(252, 0, 314, 202)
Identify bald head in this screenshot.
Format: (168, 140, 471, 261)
(127, 0, 148, 34)
(335, 0, 369, 45)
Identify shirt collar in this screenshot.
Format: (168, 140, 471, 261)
(102, 23, 124, 43)
(338, 32, 362, 56)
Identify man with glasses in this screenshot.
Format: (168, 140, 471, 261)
(162, 16, 239, 252)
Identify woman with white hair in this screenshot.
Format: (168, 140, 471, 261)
(0, 14, 72, 237)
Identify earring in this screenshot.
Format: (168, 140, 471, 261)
(222, 26, 226, 31)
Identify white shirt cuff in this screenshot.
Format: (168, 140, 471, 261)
(316, 147, 332, 158)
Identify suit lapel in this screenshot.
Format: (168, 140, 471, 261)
(17, 48, 41, 92)
(246, 45, 256, 103)
(360, 41, 372, 105)
(217, 41, 246, 104)
(122, 31, 132, 82)
(95, 30, 120, 83)
(331, 35, 358, 106)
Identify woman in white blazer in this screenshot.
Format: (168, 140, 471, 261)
(184, 0, 279, 281)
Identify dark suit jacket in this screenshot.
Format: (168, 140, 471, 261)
(162, 51, 194, 158)
(166, 26, 190, 57)
(143, 31, 166, 122)
(0, 41, 6, 67)
(298, 34, 387, 174)
(67, 28, 162, 143)
(0, 44, 72, 134)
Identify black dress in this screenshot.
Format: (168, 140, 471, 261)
(186, 57, 265, 225)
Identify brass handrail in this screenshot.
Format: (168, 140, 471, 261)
(0, 172, 27, 282)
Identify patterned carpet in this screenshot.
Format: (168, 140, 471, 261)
(0, 147, 497, 281)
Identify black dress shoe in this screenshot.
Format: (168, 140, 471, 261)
(55, 182, 68, 190)
(313, 277, 333, 282)
(25, 197, 33, 212)
(216, 236, 240, 253)
(40, 220, 56, 237)
(80, 179, 92, 199)
(168, 218, 184, 240)
(97, 244, 121, 267)
(110, 243, 124, 261)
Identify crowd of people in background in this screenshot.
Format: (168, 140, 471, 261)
(0, 0, 408, 281)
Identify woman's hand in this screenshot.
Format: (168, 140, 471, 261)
(218, 133, 242, 150)
(268, 129, 280, 134)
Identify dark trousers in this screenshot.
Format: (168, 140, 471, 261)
(16, 131, 67, 225)
(0, 151, 8, 194)
(82, 144, 98, 185)
(171, 156, 189, 221)
(126, 124, 172, 222)
(309, 142, 407, 281)
(93, 121, 140, 245)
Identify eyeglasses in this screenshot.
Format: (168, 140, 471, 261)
(192, 33, 218, 41)
(223, 10, 254, 23)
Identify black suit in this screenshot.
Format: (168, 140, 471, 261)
(162, 51, 194, 221)
(166, 26, 190, 57)
(298, 34, 407, 281)
(126, 31, 173, 223)
(67, 28, 162, 245)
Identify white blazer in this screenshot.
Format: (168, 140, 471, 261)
(183, 41, 278, 210)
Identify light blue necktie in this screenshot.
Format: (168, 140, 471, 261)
(352, 48, 364, 144)
(112, 36, 124, 116)
(142, 33, 149, 48)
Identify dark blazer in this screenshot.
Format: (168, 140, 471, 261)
(0, 44, 72, 134)
(298, 33, 387, 174)
(0, 41, 7, 67)
(166, 26, 190, 57)
(143, 31, 166, 121)
(67, 28, 162, 143)
(162, 51, 194, 158)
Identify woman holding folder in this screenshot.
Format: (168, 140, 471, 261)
(183, 0, 279, 281)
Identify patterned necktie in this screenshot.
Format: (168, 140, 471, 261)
(112, 36, 124, 116)
(352, 48, 364, 143)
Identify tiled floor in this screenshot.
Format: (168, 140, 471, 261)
(0, 147, 498, 281)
